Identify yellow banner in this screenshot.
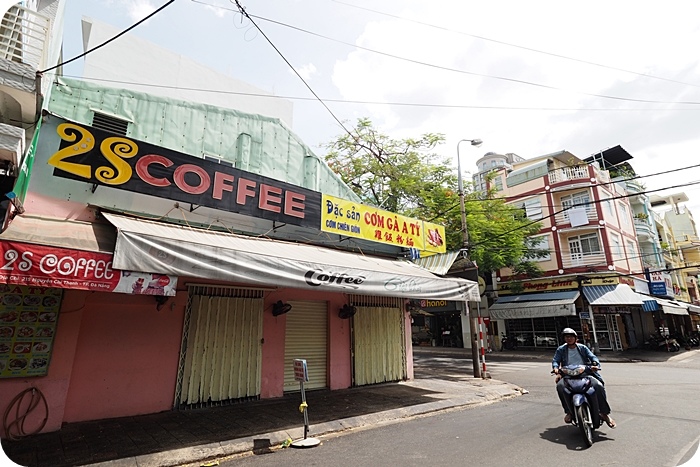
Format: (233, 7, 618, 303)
(321, 194, 446, 253)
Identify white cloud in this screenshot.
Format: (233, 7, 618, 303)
(294, 63, 318, 81)
(118, 0, 158, 22)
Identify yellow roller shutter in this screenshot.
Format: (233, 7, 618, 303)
(284, 301, 328, 391)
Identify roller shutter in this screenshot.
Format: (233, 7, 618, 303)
(284, 301, 328, 391)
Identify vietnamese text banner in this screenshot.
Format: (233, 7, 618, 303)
(321, 194, 446, 253)
(0, 241, 177, 296)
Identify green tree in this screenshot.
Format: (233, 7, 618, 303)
(324, 118, 547, 276)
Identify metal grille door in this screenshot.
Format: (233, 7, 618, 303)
(177, 293, 263, 406)
(353, 305, 406, 386)
(283, 301, 328, 392)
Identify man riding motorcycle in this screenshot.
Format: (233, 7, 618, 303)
(552, 328, 616, 429)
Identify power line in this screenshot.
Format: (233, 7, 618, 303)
(466, 178, 700, 250)
(215, 4, 700, 106)
(59, 74, 700, 112)
(230, 0, 355, 141)
(40, 0, 175, 74)
(333, 0, 700, 90)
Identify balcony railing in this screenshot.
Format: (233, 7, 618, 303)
(548, 165, 590, 184)
(554, 206, 597, 226)
(633, 218, 653, 240)
(560, 251, 607, 269)
(0, 5, 50, 69)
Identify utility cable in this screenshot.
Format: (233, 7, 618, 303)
(466, 178, 700, 250)
(59, 74, 700, 112)
(230, 0, 355, 142)
(214, 4, 700, 106)
(40, 0, 176, 74)
(333, 0, 700, 90)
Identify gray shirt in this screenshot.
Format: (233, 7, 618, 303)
(567, 347, 585, 366)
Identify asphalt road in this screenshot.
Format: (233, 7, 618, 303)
(210, 351, 700, 467)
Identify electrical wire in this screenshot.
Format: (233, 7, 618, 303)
(40, 0, 175, 74)
(332, 0, 700, 90)
(3, 387, 48, 440)
(210, 3, 700, 106)
(230, 0, 356, 141)
(59, 74, 700, 112)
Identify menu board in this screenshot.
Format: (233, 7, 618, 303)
(0, 285, 61, 378)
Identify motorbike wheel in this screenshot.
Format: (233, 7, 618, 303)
(576, 404, 594, 447)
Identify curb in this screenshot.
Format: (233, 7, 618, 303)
(82, 383, 523, 467)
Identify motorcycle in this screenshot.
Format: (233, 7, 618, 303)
(501, 333, 517, 351)
(555, 365, 602, 447)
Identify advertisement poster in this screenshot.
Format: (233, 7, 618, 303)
(320, 194, 446, 253)
(0, 285, 61, 378)
(0, 241, 177, 296)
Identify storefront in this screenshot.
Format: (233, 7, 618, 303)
(490, 290, 581, 349)
(580, 283, 645, 351)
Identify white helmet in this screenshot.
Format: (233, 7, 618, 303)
(562, 328, 577, 337)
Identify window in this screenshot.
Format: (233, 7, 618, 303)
(611, 234, 622, 259)
(605, 199, 614, 217)
(519, 197, 543, 220)
(528, 235, 551, 261)
(568, 233, 601, 264)
(619, 203, 629, 226)
(492, 176, 503, 190)
(626, 240, 637, 260)
(561, 191, 592, 220)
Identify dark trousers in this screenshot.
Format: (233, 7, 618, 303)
(557, 376, 611, 415)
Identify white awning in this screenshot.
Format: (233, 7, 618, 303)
(489, 291, 579, 319)
(654, 297, 689, 316)
(414, 251, 461, 276)
(102, 212, 479, 302)
(0, 214, 116, 253)
(581, 284, 644, 306)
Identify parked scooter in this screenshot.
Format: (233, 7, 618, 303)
(501, 333, 517, 351)
(554, 365, 603, 447)
(644, 333, 681, 352)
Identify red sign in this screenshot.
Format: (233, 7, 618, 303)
(0, 241, 176, 295)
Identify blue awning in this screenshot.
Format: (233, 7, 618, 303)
(581, 284, 643, 306)
(642, 300, 659, 312)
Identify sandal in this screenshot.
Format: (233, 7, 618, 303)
(601, 413, 616, 429)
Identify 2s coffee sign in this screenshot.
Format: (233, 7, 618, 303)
(46, 119, 321, 228)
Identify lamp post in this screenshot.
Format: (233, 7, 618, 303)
(456, 138, 483, 378)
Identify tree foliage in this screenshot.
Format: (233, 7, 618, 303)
(324, 118, 547, 275)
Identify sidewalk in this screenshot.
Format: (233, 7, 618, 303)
(5, 346, 694, 467)
(2, 353, 524, 467)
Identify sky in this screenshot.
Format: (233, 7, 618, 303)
(61, 0, 700, 220)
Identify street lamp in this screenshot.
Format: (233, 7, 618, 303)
(456, 138, 483, 378)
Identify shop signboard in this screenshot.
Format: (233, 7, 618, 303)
(321, 194, 446, 253)
(649, 270, 671, 296)
(0, 285, 60, 378)
(0, 241, 177, 296)
(498, 278, 578, 294)
(45, 118, 321, 229)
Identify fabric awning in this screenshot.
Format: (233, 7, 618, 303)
(581, 284, 644, 306)
(686, 303, 700, 315)
(413, 251, 461, 276)
(0, 214, 116, 253)
(642, 300, 659, 312)
(102, 212, 479, 302)
(489, 291, 579, 319)
(654, 297, 689, 316)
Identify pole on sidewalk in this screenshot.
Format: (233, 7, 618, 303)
(477, 302, 490, 379)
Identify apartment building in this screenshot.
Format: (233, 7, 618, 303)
(484, 146, 650, 351)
